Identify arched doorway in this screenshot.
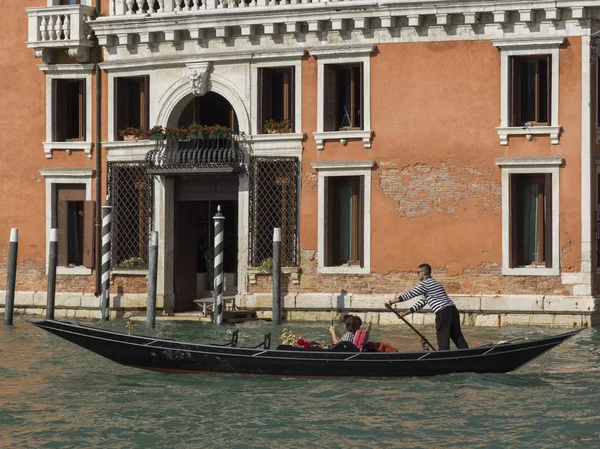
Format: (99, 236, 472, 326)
(172, 93, 239, 312)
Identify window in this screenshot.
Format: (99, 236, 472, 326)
(55, 185, 94, 268)
(109, 162, 153, 269)
(59, 0, 81, 4)
(115, 76, 149, 140)
(510, 174, 552, 267)
(311, 160, 374, 274)
(53, 79, 85, 142)
(492, 38, 563, 145)
(324, 64, 363, 131)
(511, 56, 550, 126)
(495, 157, 562, 276)
(310, 44, 374, 150)
(40, 169, 94, 275)
(326, 176, 363, 266)
(248, 157, 299, 267)
(258, 67, 294, 133)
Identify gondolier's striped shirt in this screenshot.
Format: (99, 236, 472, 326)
(397, 277, 455, 314)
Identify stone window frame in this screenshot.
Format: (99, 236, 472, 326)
(492, 38, 564, 146)
(310, 160, 374, 274)
(310, 44, 374, 151)
(495, 157, 563, 276)
(40, 64, 93, 159)
(39, 168, 94, 276)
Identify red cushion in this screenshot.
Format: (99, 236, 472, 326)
(353, 329, 368, 349)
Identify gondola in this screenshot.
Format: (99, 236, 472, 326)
(27, 318, 583, 378)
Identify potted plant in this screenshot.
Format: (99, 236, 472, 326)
(187, 123, 204, 139)
(164, 125, 189, 140)
(263, 118, 292, 134)
(119, 127, 146, 141)
(147, 125, 165, 140)
(204, 124, 231, 138)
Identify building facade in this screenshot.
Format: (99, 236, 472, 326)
(2, 0, 600, 326)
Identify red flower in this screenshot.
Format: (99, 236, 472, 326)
(297, 338, 304, 347)
(303, 341, 311, 349)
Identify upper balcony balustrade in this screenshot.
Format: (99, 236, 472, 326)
(26, 0, 96, 63)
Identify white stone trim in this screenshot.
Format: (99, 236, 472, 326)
(310, 45, 374, 150)
(107, 69, 154, 142)
(41, 65, 94, 158)
(39, 169, 94, 275)
(311, 160, 374, 275)
(494, 157, 563, 276)
(582, 35, 593, 283)
(493, 37, 564, 146)
(103, 140, 155, 162)
(250, 56, 302, 137)
(249, 133, 304, 158)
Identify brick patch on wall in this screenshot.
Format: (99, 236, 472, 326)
(379, 162, 501, 218)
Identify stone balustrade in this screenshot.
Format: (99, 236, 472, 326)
(113, 0, 322, 15)
(26, 4, 96, 63)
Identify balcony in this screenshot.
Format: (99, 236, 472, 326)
(26, 2, 96, 63)
(145, 135, 246, 174)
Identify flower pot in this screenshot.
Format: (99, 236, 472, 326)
(148, 134, 165, 141)
(123, 135, 137, 141)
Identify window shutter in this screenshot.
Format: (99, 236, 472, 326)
(358, 175, 364, 267)
(510, 57, 521, 127)
(325, 177, 332, 266)
(57, 200, 68, 267)
(544, 173, 552, 268)
(323, 65, 338, 131)
(53, 80, 66, 142)
(83, 200, 95, 268)
(287, 67, 295, 130)
(115, 78, 123, 140)
(140, 76, 149, 131)
(509, 174, 518, 268)
(78, 80, 86, 140)
(358, 64, 364, 129)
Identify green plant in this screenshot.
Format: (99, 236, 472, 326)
(187, 123, 204, 135)
(165, 125, 189, 139)
(204, 124, 231, 138)
(263, 118, 292, 134)
(147, 125, 164, 136)
(258, 257, 273, 273)
(119, 127, 146, 139)
(118, 256, 145, 268)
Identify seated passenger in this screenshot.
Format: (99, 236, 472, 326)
(329, 315, 362, 345)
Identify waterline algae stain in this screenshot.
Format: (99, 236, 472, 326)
(0, 320, 599, 448)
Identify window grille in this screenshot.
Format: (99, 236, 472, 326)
(249, 157, 299, 267)
(107, 162, 153, 269)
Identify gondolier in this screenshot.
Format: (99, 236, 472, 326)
(387, 263, 469, 351)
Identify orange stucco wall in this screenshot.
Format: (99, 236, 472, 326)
(287, 38, 584, 296)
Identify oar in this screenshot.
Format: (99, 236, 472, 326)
(385, 303, 437, 351)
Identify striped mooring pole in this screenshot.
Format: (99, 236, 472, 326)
(213, 205, 225, 325)
(101, 203, 113, 321)
(5, 228, 18, 326)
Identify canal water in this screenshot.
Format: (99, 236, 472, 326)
(0, 318, 598, 449)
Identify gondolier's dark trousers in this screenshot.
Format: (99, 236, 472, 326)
(435, 306, 468, 351)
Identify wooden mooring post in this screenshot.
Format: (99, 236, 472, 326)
(4, 228, 18, 326)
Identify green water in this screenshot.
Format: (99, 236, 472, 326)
(0, 318, 598, 449)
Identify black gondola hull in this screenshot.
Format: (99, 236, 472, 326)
(29, 319, 583, 377)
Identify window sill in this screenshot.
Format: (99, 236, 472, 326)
(502, 266, 560, 276)
(247, 266, 300, 285)
(318, 265, 369, 275)
(249, 133, 304, 155)
(313, 130, 372, 150)
(56, 266, 92, 276)
(103, 140, 157, 162)
(43, 141, 93, 159)
(496, 126, 561, 146)
(112, 268, 148, 276)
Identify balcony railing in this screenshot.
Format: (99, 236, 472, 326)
(26, 4, 95, 63)
(112, 0, 316, 15)
(145, 135, 245, 174)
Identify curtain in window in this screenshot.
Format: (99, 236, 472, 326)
(522, 183, 539, 264)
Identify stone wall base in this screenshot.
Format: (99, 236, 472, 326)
(1, 291, 598, 327)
